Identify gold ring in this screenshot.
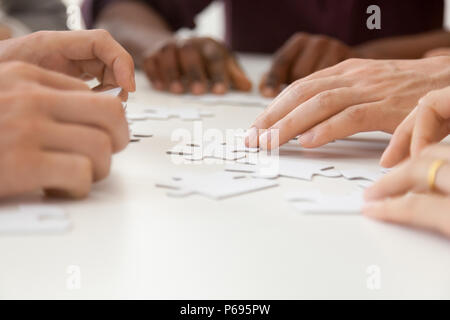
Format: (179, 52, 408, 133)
(428, 159, 446, 192)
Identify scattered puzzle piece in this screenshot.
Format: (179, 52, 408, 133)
(0, 205, 71, 233)
(144, 106, 214, 121)
(167, 138, 258, 161)
(285, 191, 363, 214)
(186, 92, 272, 107)
(339, 168, 385, 182)
(156, 171, 278, 200)
(226, 156, 341, 180)
(130, 127, 154, 138)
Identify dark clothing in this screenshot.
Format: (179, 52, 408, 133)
(82, 0, 444, 53)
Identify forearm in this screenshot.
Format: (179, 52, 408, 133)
(355, 29, 450, 59)
(95, 0, 174, 66)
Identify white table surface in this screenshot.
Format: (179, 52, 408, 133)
(0, 55, 449, 300)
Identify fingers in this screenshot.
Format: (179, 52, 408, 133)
(42, 30, 136, 92)
(249, 81, 374, 148)
(0, 61, 89, 91)
(41, 90, 129, 152)
(38, 152, 93, 199)
(410, 90, 450, 156)
(297, 101, 383, 148)
(366, 148, 450, 201)
(157, 43, 183, 93)
(38, 122, 113, 181)
(251, 76, 351, 132)
(315, 41, 351, 71)
(380, 87, 450, 168)
(290, 36, 327, 81)
(28, 65, 90, 91)
(178, 42, 208, 95)
(363, 193, 450, 238)
(259, 34, 305, 97)
(201, 40, 230, 94)
(143, 56, 164, 90)
(226, 55, 252, 92)
(379, 109, 417, 168)
(261, 87, 377, 149)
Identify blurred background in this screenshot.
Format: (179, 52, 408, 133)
(1, 0, 449, 43)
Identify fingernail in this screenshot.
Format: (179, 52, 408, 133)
(212, 82, 227, 95)
(191, 82, 205, 95)
(170, 81, 184, 94)
(245, 127, 258, 148)
(298, 132, 314, 146)
(154, 81, 164, 91)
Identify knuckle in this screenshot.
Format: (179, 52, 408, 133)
(345, 105, 367, 123)
(313, 90, 334, 108)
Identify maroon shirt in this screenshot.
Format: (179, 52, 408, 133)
(83, 0, 444, 53)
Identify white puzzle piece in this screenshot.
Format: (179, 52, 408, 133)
(167, 138, 258, 161)
(126, 112, 149, 121)
(339, 168, 385, 182)
(226, 156, 341, 180)
(101, 87, 122, 97)
(100, 87, 127, 109)
(185, 92, 272, 107)
(285, 191, 364, 214)
(156, 171, 278, 200)
(0, 205, 71, 233)
(129, 126, 154, 138)
(143, 106, 214, 121)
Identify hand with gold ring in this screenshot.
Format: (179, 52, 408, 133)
(363, 144, 450, 237)
(380, 86, 450, 168)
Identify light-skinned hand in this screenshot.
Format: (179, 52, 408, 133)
(0, 30, 136, 93)
(246, 56, 450, 150)
(259, 32, 359, 97)
(0, 61, 129, 199)
(381, 86, 450, 167)
(364, 144, 450, 238)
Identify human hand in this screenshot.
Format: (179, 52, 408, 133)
(380, 87, 450, 168)
(0, 30, 136, 93)
(246, 56, 450, 150)
(364, 144, 450, 238)
(143, 37, 251, 95)
(0, 61, 129, 199)
(259, 33, 359, 97)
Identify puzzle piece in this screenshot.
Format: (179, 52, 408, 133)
(156, 171, 278, 200)
(126, 112, 149, 121)
(226, 156, 341, 180)
(101, 87, 122, 97)
(339, 168, 385, 182)
(100, 87, 127, 109)
(186, 92, 272, 107)
(0, 205, 71, 233)
(167, 138, 258, 161)
(285, 191, 363, 214)
(129, 126, 153, 138)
